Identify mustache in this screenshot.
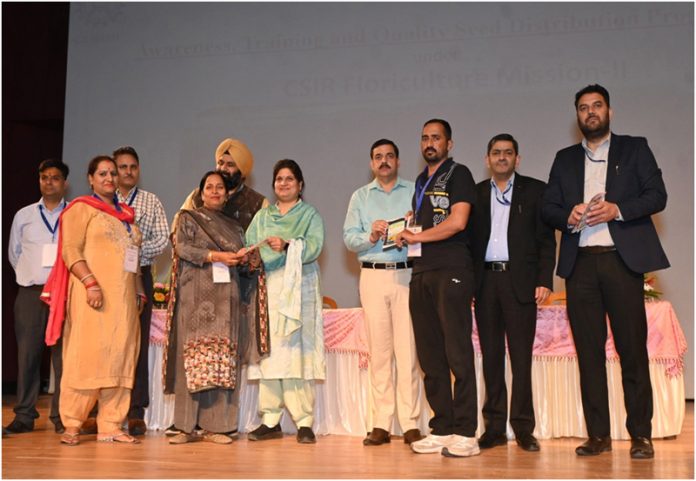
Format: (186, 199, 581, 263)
(379, 162, 391, 169)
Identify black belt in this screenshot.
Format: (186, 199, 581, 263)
(23, 284, 45, 291)
(578, 246, 616, 255)
(484, 261, 509, 272)
(361, 261, 412, 270)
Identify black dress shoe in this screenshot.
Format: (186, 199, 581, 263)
(3, 419, 33, 434)
(575, 436, 612, 456)
(297, 426, 316, 444)
(80, 417, 97, 435)
(403, 428, 424, 445)
(363, 427, 390, 446)
(630, 437, 654, 459)
(128, 419, 147, 436)
(515, 432, 540, 452)
(54, 421, 65, 434)
(247, 424, 283, 441)
(478, 431, 507, 449)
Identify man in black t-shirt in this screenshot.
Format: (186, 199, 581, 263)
(395, 119, 479, 458)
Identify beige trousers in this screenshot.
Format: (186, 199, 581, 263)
(259, 379, 315, 428)
(60, 385, 131, 433)
(359, 267, 421, 432)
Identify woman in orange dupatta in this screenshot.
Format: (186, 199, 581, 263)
(42, 155, 144, 445)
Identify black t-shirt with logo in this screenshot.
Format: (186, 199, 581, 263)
(410, 158, 476, 274)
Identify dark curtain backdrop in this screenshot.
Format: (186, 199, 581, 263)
(2, 3, 69, 389)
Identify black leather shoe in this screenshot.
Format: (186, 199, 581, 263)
(516, 432, 540, 451)
(363, 427, 390, 446)
(297, 426, 316, 444)
(575, 436, 612, 456)
(3, 419, 33, 434)
(53, 420, 65, 434)
(630, 437, 654, 459)
(247, 424, 282, 441)
(403, 428, 424, 445)
(128, 419, 147, 436)
(478, 431, 507, 449)
(80, 417, 98, 435)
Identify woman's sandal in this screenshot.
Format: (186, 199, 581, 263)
(97, 431, 140, 444)
(60, 431, 80, 446)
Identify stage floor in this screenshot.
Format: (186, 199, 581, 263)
(2, 395, 693, 479)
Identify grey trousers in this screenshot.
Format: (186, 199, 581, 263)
(12, 286, 62, 426)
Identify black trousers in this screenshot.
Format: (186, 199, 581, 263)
(128, 265, 154, 420)
(13, 286, 62, 427)
(409, 267, 477, 437)
(474, 270, 536, 436)
(566, 250, 652, 439)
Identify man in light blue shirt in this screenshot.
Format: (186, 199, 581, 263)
(343, 138, 423, 447)
(6, 159, 70, 435)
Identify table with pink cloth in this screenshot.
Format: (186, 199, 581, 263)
(144, 301, 686, 440)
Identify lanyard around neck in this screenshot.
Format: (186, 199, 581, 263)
(38, 201, 66, 241)
(92, 194, 131, 233)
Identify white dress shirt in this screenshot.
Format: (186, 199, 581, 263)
(8, 198, 66, 286)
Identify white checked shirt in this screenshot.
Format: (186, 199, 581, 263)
(117, 187, 169, 266)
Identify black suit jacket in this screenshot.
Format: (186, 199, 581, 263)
(471, 173, 557, 304)
(541, 133, 669, 278)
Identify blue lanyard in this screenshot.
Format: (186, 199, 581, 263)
(126, 187, 138, 207)
(494, 182, 513, 206)
(38, 201, 66, 242)
(414, 167, 436, 224)
(92, 194, 131, 233)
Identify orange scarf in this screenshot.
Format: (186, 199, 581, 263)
(41, 195, 135, 346)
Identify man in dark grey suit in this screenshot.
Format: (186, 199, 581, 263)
(471, 134, 556, 453)
(542, 84, 669, 459)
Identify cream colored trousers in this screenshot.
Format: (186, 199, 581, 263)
(359, 267, 421, 432)
(259, 379, 315, 428)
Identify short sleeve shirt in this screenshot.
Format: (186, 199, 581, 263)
(411, 158, 476, 273)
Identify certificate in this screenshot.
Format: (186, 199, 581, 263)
(571, 192, 605, 234)
(382, 217, 406, 251)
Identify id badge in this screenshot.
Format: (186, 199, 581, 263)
(407, 225, 422, 258)
(212, 262, 231, 283)
(41, 244, 58, 267)
(124, 245, 139, 273)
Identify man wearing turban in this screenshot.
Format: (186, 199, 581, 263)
(176, 138, 268, 231)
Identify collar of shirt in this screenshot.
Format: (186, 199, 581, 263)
(117, 187, 138, 204)
(38, 197, 67, 213)
(489, 172, 515, 197)
(582, 132, 611, 162)
(368, 176, 409, 193)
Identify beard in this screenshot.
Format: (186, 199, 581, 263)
(423, 148, 446, 165)
(579, 116, 610, 142)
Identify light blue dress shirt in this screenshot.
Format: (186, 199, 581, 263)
(8, 198, 66, 286)
(484, 173, 514, 262)
(343, 177, 415, 263)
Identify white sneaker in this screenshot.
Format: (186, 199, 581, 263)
(442, 435, 481, 457)
(411, 434, 454, 454)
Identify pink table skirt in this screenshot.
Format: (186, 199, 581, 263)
(150, 300, 687, 377)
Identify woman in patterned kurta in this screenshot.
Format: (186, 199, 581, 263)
(246, 159, 325, 444)
(55, 156, 143, 445)
(168, 171, 251, 445)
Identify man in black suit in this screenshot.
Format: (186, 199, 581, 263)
(471, 134, 556, 452)
(542, 84, 669, 459)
